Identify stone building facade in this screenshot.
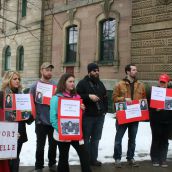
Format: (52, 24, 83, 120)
(131, 0, 172, 80)
(0, 0, 44, 85)
(1, 0, 172, 111)
(45, 0, 132, 90)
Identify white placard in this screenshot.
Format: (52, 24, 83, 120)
(125, 104, 142, 119)
(151, 86, 166, 101)
(0, 122, 18, 159)
(36, 82, 53, 98)
(15, 94, 32, 110)
(61, 99, 80, 117)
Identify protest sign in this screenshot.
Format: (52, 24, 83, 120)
(57, 97, 83, 141)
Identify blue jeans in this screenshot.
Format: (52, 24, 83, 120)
(82, 115, 105, 162)
(113, 121, 139, 160)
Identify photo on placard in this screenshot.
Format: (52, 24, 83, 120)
(165, 97, 172, 110)
(60, 119, 80, 135)
(5, 94, 12, 108)
(139, 99, 148, 110)
(21, 110, 31, 120)
(115, 102, 127, 111)
(35, 91, 43, 104)
(5, 110, 16, 121)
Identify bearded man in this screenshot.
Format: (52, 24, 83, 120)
(30, 62, 57, 172)
(76, 63, 108, 166)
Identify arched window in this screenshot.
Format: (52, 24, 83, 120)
(66, 25, 78, 63)
(100, 18, 116, 62)
(4, 46, 11, 71)
(16, 46, 24, 71)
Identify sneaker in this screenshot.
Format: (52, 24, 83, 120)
(90, 160, 102, 166)
(161, 161, 168, 168)
(115, 159, 122, 168)
(152, 162, 160, 167)
(127, 159, 139, 167)
(49, 164, 57, 172)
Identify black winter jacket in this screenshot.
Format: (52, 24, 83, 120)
(76, 75, 108, 117)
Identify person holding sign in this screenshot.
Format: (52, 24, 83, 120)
(112, 64, 146, 168)
(0, 71, 34, 172)
(150, 74, 172, 168)
(50, 73, 92, 172)
(30, 62, 57, 172)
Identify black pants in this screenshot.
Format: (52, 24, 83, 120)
(150, 122, 170, 163)
(57, 141, 92, 172)
(35, 124, 57, 169)
(9, 141, 23, 172)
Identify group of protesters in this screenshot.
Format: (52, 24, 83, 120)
(0, 62, 172, 172)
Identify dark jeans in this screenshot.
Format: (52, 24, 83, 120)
(82, 115, 105, 162)
(113, 121, 139, 160)
(35, 124, 57, 170)
(150, 122, 170, 163)
(9, 141, 23, 172)
(57, 141, 92, 172)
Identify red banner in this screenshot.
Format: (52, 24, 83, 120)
(1, 94, 36, 122)
(116, 99, 149, 125)
(57, 97, 83, 141)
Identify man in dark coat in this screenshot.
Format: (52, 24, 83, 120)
(76, 63, 108, 166)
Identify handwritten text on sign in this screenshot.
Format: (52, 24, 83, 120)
(36, 82, 53, 98)
(125, 104, 142, 119)
(61, 99, 80, 117)
(15, 94, 32, 110)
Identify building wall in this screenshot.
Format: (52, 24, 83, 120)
(46, 0, 132, 88)
(131, 0, 172, 80)
(0, 0, 43, 84)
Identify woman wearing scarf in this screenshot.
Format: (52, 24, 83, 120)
(0, 71, 34, 172)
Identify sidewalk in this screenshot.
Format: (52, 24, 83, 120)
(20, 160, 172, 172)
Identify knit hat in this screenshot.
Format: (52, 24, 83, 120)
(159, 74, 170, 83)
(87, 63, 99, 73)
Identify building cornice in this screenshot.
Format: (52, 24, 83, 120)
(45, 0, 103, 16)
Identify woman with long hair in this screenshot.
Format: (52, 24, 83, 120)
(50, 73, 92, 172)
(0, 71, 34, 172)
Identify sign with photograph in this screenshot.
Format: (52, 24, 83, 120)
(35, 82, 57, 105)
(115, 99, 149, 124)
(2, 94, 36, 122)
(150, 86, 172, 110)
(0, 122, 18, 160)
(57, 97, 83, 141)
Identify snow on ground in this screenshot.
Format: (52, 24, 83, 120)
(20, 113, 172, 166)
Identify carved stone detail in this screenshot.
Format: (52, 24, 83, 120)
(66, 8, 77, 25)
(101, 0, 114, 18)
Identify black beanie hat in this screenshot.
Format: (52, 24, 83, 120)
(87, 63, 99, 73)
